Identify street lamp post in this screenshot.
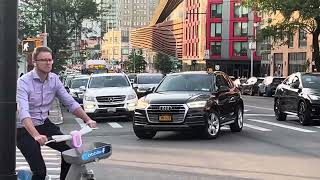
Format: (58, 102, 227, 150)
(249, 22, 258, 77)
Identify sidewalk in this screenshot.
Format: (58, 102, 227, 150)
(49, 98, 63, 125)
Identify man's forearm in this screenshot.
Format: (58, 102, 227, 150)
(23, 118, 40, 138)
(73, 107, 91, 123)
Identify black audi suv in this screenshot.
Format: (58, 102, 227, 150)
(274, 72, 320, 125)
(133, 71, 244, 139)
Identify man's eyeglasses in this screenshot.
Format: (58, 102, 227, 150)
(35, 59, 53, 63)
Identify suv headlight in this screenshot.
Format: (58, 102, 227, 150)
(308, 95, 320, 101)
(84, 96, 95, 101)
(136, 98, 149, 109)
(127, 94, 137, 100)
(187, 101, 207, 108)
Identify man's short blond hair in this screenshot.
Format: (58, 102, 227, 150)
(32, 46, 52, 61)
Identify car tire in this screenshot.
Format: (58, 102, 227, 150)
(274, 99, 287, 121)
(230, 107, 243, 132)
(250, 88, 254, 96)
(266, 88, 272, 97)
(258, 90, 262, 96)
(298, 101, 311, 126)
(133, 125, 156, 139)
(202, 112, 220, 139)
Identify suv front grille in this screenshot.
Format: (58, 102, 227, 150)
(146, 104, 186, 123)
(96, 96, 126, 103)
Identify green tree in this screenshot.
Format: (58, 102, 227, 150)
(154, 53, 173, 74)
(19, 0, 100, 73)
(125, 49, 147, 73)
(244, 0, 320, 71)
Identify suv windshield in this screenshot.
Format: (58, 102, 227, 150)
(302, 74, 320, 89)
(71, 78, 88, 89)
(89, 76, 130, 88)
(137, 75, 163, 84)
(156, 74, 212, 92)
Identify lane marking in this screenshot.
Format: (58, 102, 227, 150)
(16, 153, 58, 156)
(314, 126, 320, 129)
(75, 118, 86, 128)
(247, 119, 317, 133)
(245, 114, 275, 117)
(244, 109, 249, 112)
(244, 123, 272, 132)
(108, 122, 123, 128)
(245, 105, 273, 111)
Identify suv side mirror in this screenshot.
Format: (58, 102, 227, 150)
(145, 87, 155, 95)
(79, 86, 86, 91)
(291, 81, 300, 89)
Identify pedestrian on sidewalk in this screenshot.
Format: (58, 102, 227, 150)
(16, 46, 97, 180)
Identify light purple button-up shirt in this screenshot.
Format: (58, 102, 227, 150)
(17, 69, 81, 128)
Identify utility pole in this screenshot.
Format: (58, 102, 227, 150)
(0, 0, 18, 179)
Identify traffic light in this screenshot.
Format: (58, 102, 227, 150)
(22, 38, 43, 53)
(22, 40, 35, 52)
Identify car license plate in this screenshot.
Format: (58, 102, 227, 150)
(107, 107, 116, 112)
(159, 115, 172, 122)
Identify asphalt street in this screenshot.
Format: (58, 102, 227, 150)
(17, 95, 320, 180)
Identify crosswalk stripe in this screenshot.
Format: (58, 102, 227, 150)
(244, 105, 274, 111)
(108, 122, 123, 128)
(314, 126, 320, 129)
(17, 157, 60, 160)
(17, 153, 59, 156)
(17, 162, 60, 166)
(247, 119, 317, 133)
(244, 123, 272, 132)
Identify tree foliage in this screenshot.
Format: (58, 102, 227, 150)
(19, 0, 100, 73)
(125, 49, 147, 73)
(154, 53, 173, 74)
(244, 0, 320, 71)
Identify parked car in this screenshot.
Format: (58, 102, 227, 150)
(133, 73, 164, 98)
(258, 76, 285, 97)
(133, 71, 244, 139)
(83, 73, 138, 121)
(233, 77, 247, 91)
(69, 75, 89, 106)
(274, 72, 320, 125)
(241, 77, 264, 96)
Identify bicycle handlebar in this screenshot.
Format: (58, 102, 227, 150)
(45, 125, 92, 146)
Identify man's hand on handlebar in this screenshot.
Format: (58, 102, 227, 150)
(86, 119, 97, 128)
(34, 134, 48, 146)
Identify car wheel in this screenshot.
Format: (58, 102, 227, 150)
(274, 99, 287, 121)
(202, 112, 220, 139)
(250, 88, 254, 96)
(133, 125, 156, 139)
(266, 88, 272, 97)
(258, 90, 262, 96)
(298, 101, 311, 126)
(230, 107, 243, 132)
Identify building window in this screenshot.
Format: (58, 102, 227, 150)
(288, 52, 306, 74)
(210, 23, 222, 37)
(210, 42, 221, 56)
(299, 29, 307, 48)
(211, 4, 222, 18)
(234, 22, 248, 37)
(274, 53, 283, 76)
(122, 48, 129, 55)
(288, 34, 294, 48)
(233, 42, 248, 56)
(234, 3, 248, 18)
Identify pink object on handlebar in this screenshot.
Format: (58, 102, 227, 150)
(71, 130, 82, 148)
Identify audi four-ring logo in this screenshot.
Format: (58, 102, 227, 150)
(159, 106, 172, 111)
